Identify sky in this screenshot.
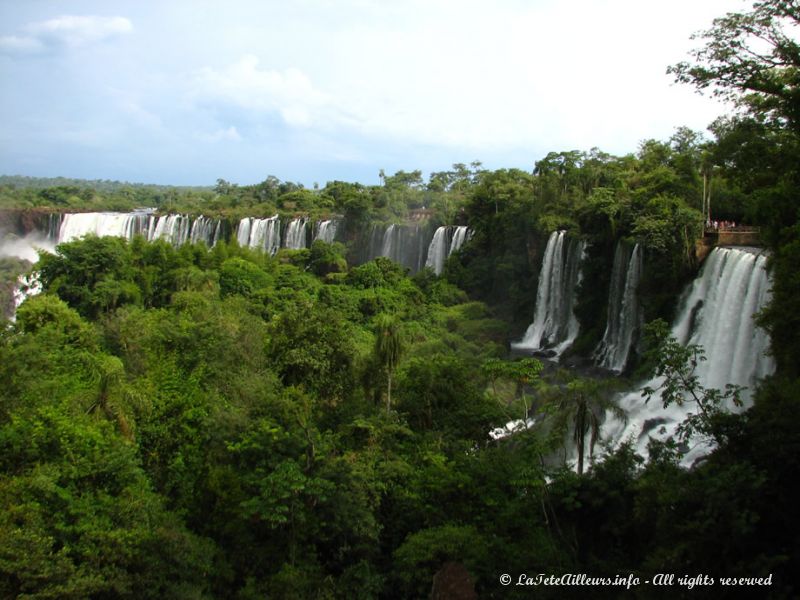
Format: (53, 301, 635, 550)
(0, 0, 744, 187)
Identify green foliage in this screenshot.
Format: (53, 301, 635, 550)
(0, 255, 30, 320)
(219, 256, 272, 297)
(412, 268, 469, 306)
(308, 240, 348, 277)
(642, 320, 744, 445)
(37, 236, 137, 318)
(542, 374, 625, 475)
(669, 1, 800, 131)
(278, 189, 326, 211)
(373, 313, 404, 410)
(397, 355, 503, 441)
(267, 302, 357, 403)
(393, 525, 488, 598)
(15, 294, 95, 343)
(451, 169, 540, 325)
(0, 409, 214, 599)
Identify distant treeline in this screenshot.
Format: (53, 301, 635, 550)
(0, 175, 211, 193)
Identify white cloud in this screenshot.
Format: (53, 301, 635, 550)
(0, 15, 132, 56)
(119, 100, 163, 130)
(191, 55, 339, 128)
(0, 35, 45, 54)
(197, 126, 243, 143)
(255, 0, 735, 158)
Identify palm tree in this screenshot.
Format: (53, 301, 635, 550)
(374, 314, 403, 411)
(548, 375, 626, 475)
(79, 353, 144, 441)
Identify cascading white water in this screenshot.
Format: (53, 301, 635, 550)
(314, 220, 338, 243)
(673, 247, 774, 388)
(237, 216, 281, 254)
(212, 220, 222, 246)
(283, 218, 308, 249)
(361, 223, 430, 272)
(59, 212, 151, 243)
(425, 226, 471, 275)
(601, 247, 774, 466)
(150, 214, 191, 245)
(237, 218, 252, 247)
(449, 226, 469, 256)
(425, 227, 450, 275)
(189, 216, 219, 246)
(251, 217, 281, 255)
(595, 242, 643, 372)
(513, 230, 585, 355)
(380, 225, 397, 259)
(57, 211, 218, 247)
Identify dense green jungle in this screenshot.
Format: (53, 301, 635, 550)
(1, 2, 799, 599)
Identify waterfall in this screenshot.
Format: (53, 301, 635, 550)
(360, 225, 384, 264)
(314, 220, 338, 243)
(379, 225, 426, 273)
(358, 223, 431, 272)
(380, 225, 397, 259)
(425, 227, 450, 275)
(56, 211, 221, 247)
(449, 226, 469, 255)
(58, 212, 151, 243)
(237, 216, 281, 254)
(512, 231, 585, 355)
(0, 229, 47, 319)
(150, 214, 191, 245)
(425, 226, 471, 275)
(212, 220, 222, 246)
(189, 216, 219, 246)
(672, 247, 774, 389)
(602, 247, 774, 466)
(237, 218, 252, 247)
(595, 242, 643, 372)
(47, 213, 63, 240)
(283, 218, 308, 250)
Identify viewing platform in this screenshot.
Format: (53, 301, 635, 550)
(696, 225, 761, 262)
(408, 208, 435, 221)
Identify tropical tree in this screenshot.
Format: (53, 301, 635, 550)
(545, 374, 625, 475)
(79, 353, 144, 442)
(668, 0, 800, 131)
(374, 314, 403, 410)
(481, 357, 543, 421)
(641, 320, 745, 446)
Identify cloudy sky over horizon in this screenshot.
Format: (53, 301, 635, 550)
(0, 0, 743, 186)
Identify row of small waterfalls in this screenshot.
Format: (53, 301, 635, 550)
(2, 213, 775, 467)
(55, 212, 334, 253)
(19, 211, 468, 275)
